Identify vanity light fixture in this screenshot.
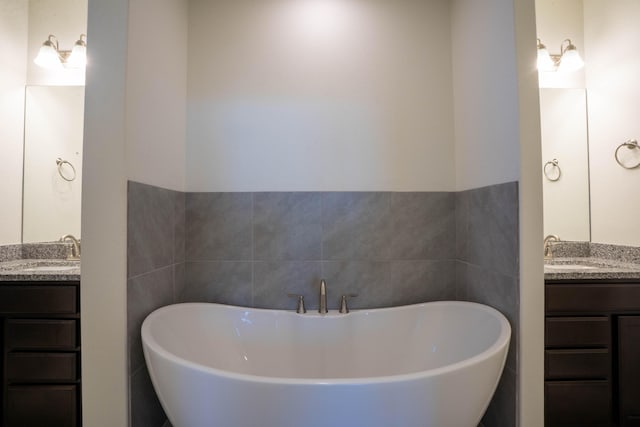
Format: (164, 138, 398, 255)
(536, 38, 584, 72)
(34, 34, 87, 69)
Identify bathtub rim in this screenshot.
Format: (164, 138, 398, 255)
(141, 300, 511, 386)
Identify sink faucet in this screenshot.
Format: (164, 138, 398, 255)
(543, 234, 560, 259)
(60, 234, 81, 260)
(319, 279, 328, 314)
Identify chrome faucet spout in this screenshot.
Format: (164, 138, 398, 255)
(60, 234, 81, 260)
(543, 234, 560, 259)
(319, 279, 328, 314)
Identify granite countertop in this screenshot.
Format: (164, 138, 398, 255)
(544, 257, 640, 281)
(0, 259, 81, 282)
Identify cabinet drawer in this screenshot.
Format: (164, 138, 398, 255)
(546, 283, 640, 313)
(545, 380, 611, 427)
(6, 352, 77, 382)
(546, 316, 610, 348)
(5, 319, 77, 350)
(6, 385, 77, 427)
(546, 349, 610, 380)
(0, 285, 77, 315)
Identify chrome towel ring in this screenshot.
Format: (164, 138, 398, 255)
(614, 139, 640, 170)
(56, 158, 77, 182)
(543, 159, 561, 181)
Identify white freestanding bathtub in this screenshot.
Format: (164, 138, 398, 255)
(141, 301, 510, 427)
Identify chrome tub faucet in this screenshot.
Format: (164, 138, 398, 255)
(319, 279, 328, 314)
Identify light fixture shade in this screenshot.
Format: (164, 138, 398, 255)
(34, 41, 62, 69)
(66, 34, 87, 68)
(67, 43, 86, 68)
(558, 48, 584, 72)
(537, 46, 555, 71)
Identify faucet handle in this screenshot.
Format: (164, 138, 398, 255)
(287, 294, 307, 314)
(339, 294, 358, 314)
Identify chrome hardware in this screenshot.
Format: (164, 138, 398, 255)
(543, 159, 561, 182)
(543, 234, 560, 259)
(319, 279, 328, 314)
(287, 294, 306, 314)
(60, 234, 81, 260)
(339, 294, 358, 314)
(56, 157, 77, 181)
(614, 139, 640, 170)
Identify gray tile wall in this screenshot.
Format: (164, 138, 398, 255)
(456, 182, 520, 427)
(127, 181, 519, 427)
(181, 191, 457, 310)
(127, 182, 185, 427)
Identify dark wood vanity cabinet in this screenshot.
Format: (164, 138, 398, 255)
(0, 281, 81, 427)
(618, 316, 640, 427)
(545, 280, 640, 427)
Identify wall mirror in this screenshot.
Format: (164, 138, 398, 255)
(22, 85, 84, 243)
(539, 88, 590, 241)
(537, 0, 640, 247)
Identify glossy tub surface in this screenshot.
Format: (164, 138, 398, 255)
(142, 301, 510, 427)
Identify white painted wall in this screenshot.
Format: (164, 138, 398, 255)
(452, 0, 544, 424)
(27, 0, 87, 86)
(584, 0, 640, 246)
(81, 0, 129, 424)
(126, 0, 187, 192)
(513, 0, 545, 423)
(82, 0, 188, 424)
(540, 89, 590, 241)
(22, 86, 84, 243)
(186, 0, 454, 192)
(81, 1, 544, 426)
(0, 0, 28, 245)
(451, 0, 521, 191)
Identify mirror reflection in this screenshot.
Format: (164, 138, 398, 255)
(536, 0, 640, 247)
(540, 88, 590, 241)
(22, 86, 84, 243)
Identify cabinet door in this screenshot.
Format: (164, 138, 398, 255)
(618, 316, 640, 427)
(545, 380, 611, 427)
(5, 385, 77, 427)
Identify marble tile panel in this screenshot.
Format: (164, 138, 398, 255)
(127, 265, 175, 374)
(253, 261, 322, 309)
(173, 262, 185, 303)
(174, 191, 186, 263)
(466, 183, 519, 277)
(130, 365, 167, 427)
(389, 192, 455, 260)
(456, 261, 518, 371)
(322, 192, 391, 260)
(389, 260, 456, 306)
(481, 366, 516, 427)
(181, 261, 252, 306)
(254, 192, 322, 261)
(185, 193, 252, 261)
(321, 261, 391, 309)
(455, 190, 470, 261)
(128, 182, 175, 277)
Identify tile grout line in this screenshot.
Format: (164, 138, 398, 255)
(251, 192, 255, 307)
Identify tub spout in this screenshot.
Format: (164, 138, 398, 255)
(319, 279, 328, 314)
